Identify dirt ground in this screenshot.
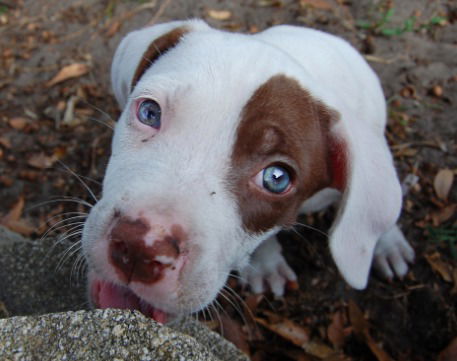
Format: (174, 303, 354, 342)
(0, 0, 456, 360)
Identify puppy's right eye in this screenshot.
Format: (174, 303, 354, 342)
(137, 99, 161, 129)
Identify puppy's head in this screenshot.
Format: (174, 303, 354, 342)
(82, 20, 401, 323)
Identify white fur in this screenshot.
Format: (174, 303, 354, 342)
(82, 19, 414, 318)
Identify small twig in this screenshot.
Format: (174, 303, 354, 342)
(147, 0, 172, 26)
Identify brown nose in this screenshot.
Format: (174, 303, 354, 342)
(109, 217, 181, 284)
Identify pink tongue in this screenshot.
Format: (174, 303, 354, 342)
(93, 281, 168, 324)
(97, 282, 140, 310)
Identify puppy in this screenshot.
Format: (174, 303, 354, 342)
(82, 19, 415, 323)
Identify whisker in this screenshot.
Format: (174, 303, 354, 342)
(54, 168, 102, 186)
(41, 216, 87, 241)
(292, 221, 328, 238)
(220, 286, 250, 328)
(79, 99, 116, 126)
(28, 197, 94, 211)
(56, 238, 83, 273)
(87, 116, 114, 130)
(57, 161, 99, 203)
(211, 299, 225, 336)
(71, 251, 87, 285)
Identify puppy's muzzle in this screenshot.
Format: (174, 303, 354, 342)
(109, 216, 183, 284)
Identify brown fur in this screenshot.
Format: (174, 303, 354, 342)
(131, 27, 189, 89)
(230, 75, 339, 233)
(109, 217, 182, 284)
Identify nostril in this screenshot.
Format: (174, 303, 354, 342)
(108, 216, 185, 284)
(111, 239, 132, 265)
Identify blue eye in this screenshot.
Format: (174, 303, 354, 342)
(262, 165, 291, 194)
(137, 99, 161, 128)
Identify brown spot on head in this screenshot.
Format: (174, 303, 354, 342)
(230, 74, 340, 233)
(131, 26, 189, 90)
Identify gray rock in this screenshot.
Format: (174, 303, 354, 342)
(0, 227, 249, 361)
(0, 226, 87, 317)
(0, 309, 249, 361)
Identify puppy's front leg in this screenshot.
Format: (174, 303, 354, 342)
(241, 236, 297, 297)
(373, 225, 415, 280)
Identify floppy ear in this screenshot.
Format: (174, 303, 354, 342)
(327, 117, 402, 289)
(111, 19, 209, 108)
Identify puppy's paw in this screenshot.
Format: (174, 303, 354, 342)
(240, 236, 297, 297)
(373, 225, 415, 281)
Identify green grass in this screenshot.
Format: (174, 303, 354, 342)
(0, 5, 9, 15)
(356, 7, 447, 37)
(428, 226, 457, 259)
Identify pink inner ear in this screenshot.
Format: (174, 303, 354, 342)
(329, 138, 347, 192)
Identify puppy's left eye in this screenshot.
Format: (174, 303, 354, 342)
(254, 165, 292, 194)
(137, 99, 161, 129)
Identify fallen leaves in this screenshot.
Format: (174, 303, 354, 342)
(46, 63, 90, 87)
(425, 252, 453, 283)
(254, 311, 338, 359)
(434, 169, 454, 201)
(207, 9, 232, 21)
(8, 117, 29, 130)
(255, 311, 310, 347)
(0, 196, 35, 236)
(299, 0, 332, 10)
(27, 152, 59, 169)
(348, 300, 394, 361)
(327, 311, 346, 349)
(219, 314, 251, 355)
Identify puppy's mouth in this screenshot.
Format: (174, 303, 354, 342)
(90, 279, 169, 324)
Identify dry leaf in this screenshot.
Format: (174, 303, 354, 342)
(255, 316, 310, 347)
(438, 337, 457, 361)
(327, 311, 346, 348)
(1, 196, 25, 224)
(434, 169, 454, 200)
(451, 269, 457, 294)
(302, 340, 335, 358)
(348, 300, 394, 361)
(255, 315, 337, 358)
(282, 349, 315, 361)
(1, 219, 36, 236)
(300, 0, 332, 10)
(425, 252, 453, 282)
(431, 204, 457, 226)
(0, 197, 35, 237)
(207, 9, 232, 20)
(365, 336, 395, 361)
(0, 136, 12, 149)
(219, 314, 250, 356)
(46, 63, 90, 87)
(245, 293, 264, 314)
(257, 0, 284, 7)
(348, 300, 369, 339)
(105, 20, 121, 37)
(9, 117, 28, 130)
(27, 153, 58, 169)
(431, 85, 444, 97)
(0, 301, 9, 318)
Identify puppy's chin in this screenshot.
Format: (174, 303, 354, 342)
(90, 277, 170, 324)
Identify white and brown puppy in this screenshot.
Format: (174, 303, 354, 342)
(82, 19, 415, 323)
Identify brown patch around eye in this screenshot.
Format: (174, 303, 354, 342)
(131, 26, 189, 90)
(230, 74, 340, 234)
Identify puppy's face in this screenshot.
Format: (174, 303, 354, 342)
(81, 28, 334, 322)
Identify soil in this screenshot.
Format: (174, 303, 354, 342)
(0, 1, 456, 360)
